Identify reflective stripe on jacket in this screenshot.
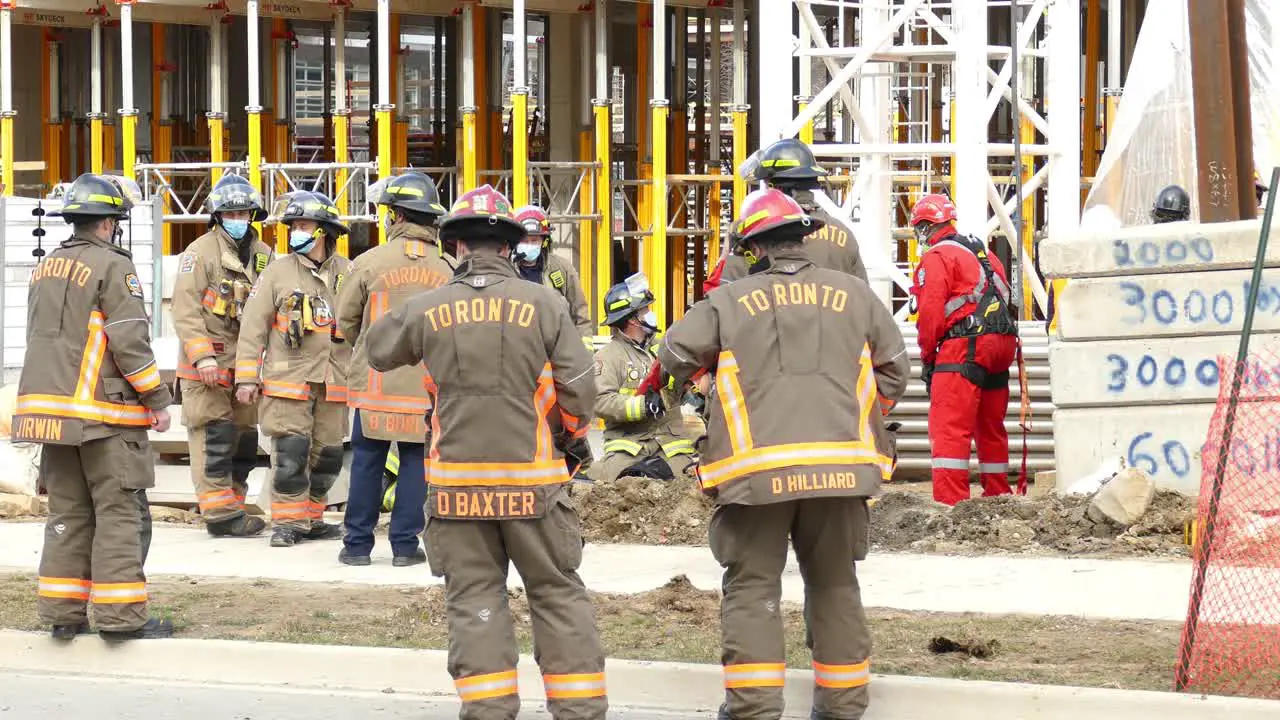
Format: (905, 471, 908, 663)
(593, 332, 688, 456)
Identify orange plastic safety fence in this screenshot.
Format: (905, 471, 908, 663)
(1176, 353, 1280, 699)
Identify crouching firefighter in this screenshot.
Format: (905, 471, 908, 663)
(658, 188, 909, 720)
(336, 171, 455, 567)
(908, 193, 1020, 506)
(172, 174, 274, 537)
(235, 191, 353, 547)
(16, 174, 176, 640)
(587, 274, 696, 483)
(365, 185, 608, 720)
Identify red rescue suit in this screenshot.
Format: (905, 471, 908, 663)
(910, 231, 1018, 506)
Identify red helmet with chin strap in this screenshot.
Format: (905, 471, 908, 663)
(909, 193, 957, 228)
(513, 205, 552, 239)
(734, 188, 824, 244)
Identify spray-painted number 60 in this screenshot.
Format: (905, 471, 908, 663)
(1127, 432, 1192, 478)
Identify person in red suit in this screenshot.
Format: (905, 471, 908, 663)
(908, 194, 1019, 506)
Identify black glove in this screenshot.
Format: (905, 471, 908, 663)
(921, 362, 935, 396)
(644, 389, 667, 419)
(559, 435, 593, 476)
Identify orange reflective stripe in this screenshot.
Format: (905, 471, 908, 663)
(724, 662, 786, 689)
(543, 672, 606, 699)
(324, 385, 349, 403)
(201, 288, 219, 309)
(38, 576, 91, 600)
(308, 500, 327, 519)
(272, 501, 310, 520)
(456, 670, 519, 702)
(533, 364, 556, 461)
(177, 360, 234, 387)
(428, 459, 568, 488)
(812, 660, 870, 689)
(715, 351, 753, 455)
(699, 441, 892, 489)
(184, 337, 216, 362)
(16, 394, 151, 426)
(199, 490, 239, 511)
(272, 313, 291, 332)
(349, 392, 432, 413)
(123, 361, 163, 394)
(75, 311, 107, 401)
(263, 381, 310, 400)
(91, 582, 147, 604)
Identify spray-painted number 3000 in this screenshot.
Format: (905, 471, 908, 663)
(1127, 432, 1192, 478)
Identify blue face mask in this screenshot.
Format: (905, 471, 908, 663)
(222, 219, 250, 240)
(517, 242, 542, 263)
(289, 229, 317, 253)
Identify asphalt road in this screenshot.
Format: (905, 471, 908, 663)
(0, 673, 721, 719)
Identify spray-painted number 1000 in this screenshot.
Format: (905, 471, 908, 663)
(1128, 432, 1193, 479)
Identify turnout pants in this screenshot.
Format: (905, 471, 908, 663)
(180, 380, 261, 522)
(928, 335, 1018, 506)
(37, 434, 156, 632)
(344, 410, 426, 557)
(710, 498, 872, 720)
(586, 436, 695, 483)
(259, 384, 348, 532)
(425, 491, 607, 720)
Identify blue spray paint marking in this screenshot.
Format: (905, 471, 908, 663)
(1105, 354, 1221, 393)
(1118, 281, 1280, 326)
(1112, 236, 1214, 268)
(1127, 432, 1194, 479)
(1224, 432, 1280, 475)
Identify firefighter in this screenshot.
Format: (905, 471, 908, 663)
(658, 188, 908, 720)
(365, 185, 607, 720)
(234, 191, 353, 548)
(708, 139, 870, 291)
(15, 174, 175, 641)
(336, 172, 454, 567)
(908, 193, 1019, 506)
(512, 204, 595, 343)
(1151, 185, 1191, 224)
(587, 274, 696, 483)
(172, 174, 273, 538)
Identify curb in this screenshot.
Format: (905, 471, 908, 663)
(2, 630, 1278, 719)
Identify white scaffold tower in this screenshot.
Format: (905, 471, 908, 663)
(755, 0, 1082, 321)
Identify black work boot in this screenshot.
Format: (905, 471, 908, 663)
(206, 514, 267, 538)
(270, 526, 300, 547)
(338, 547, 371, 566)
(392, 548, 427, 568)
(304, 521, 343, 541)
(50, 622, 91, 641)
(99, 617, 175, 643)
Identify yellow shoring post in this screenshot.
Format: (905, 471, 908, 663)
(579, 129, 595, 323)
(593, 100, 612, 336)
(513, 89, 529, 207)
(462, 109, 478, 191)
(948, 94, 958, 201)
(798, 101, 814, 145)
(0, 1, 11, 196)
(651, 101, 669, 331)
(708, 168, 721, 270)
(1019, 117, 1035, 321)
(731, 108, 747, 214)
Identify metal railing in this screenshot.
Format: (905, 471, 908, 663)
(261, 161, 378, 224)
(136, 162, 247, 223)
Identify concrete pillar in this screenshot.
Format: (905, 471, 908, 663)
(547, 14, 576, 163)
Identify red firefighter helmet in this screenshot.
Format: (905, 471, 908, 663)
(909, 193, 958, 228)
(439, 185, 526, 247)
(513, 205, 552, 239)
(733, 188, 824, 244)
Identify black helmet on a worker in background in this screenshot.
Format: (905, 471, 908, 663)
(603, 273, 655, 327)
(280, 190, 350, 237)
(754, 138, 828, 187)
(1151, 185, 1191, 224)
(51, 173, 132, 222)
(206, 174, 268, 223)
(374, 172, 448, 221)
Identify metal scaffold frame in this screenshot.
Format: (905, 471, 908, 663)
(763, 0, 1081, 320)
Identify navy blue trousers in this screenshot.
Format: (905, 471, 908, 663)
(343, 411, 426, 557)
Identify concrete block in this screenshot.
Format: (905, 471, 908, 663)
(1053, 404, 1217, 495)
(1049, 334, 1280, 407)
(1088, 467, 1156, 526)
(1056, 269, 1280, 341)
(1041, 219, 1280, 278)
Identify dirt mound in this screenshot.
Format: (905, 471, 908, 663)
(575, 475, 714, 545)
(871, 490, 1195, 557)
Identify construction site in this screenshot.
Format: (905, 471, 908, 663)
(2, 0, 1280, 717)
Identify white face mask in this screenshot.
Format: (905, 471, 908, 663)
(517, 242, 542, 263)
(640, 310, 657, 329)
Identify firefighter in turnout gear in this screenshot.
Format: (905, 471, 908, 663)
(15, 174, 176, 641)
(658, 188, 909, 720)
(587, 274, 696, 483)
(235, 191, 353, 547)
(365, 185, 608, 720)
(513, 204, 594, 343)
(336, 172, 454, 567)
(708, 138, 869, 290)
(908, 193, 1019, 506)
(172, 174, 273, 538)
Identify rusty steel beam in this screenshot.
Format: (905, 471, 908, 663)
(1187, 0, 1253, 223)
(1226, 0, 1256, 219)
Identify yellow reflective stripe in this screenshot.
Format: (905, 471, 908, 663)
(86, 193, 123, 205)
(813, 660, 870, 689)
(855, 343, 877, 444)
(715, 351, 754, 454)
(76, 311, 107, 401)
(662, 439, 695, 456)
(17, 394, 151, 425)
(761, 158, 800, 167)
(386, 186, 425, 196)
(543, 672, 607, 699)
(91, 582, 147, 604)
(428, 459, 568, 487)
(603, 439, 644, 455)
(456, 670, 519, 702)
(624, 395, 645, 421)
(724, 662, 786, 689)
(699, 441, 891, 489)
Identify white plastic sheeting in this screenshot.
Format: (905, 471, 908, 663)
(1081, 0, 1279, 231)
